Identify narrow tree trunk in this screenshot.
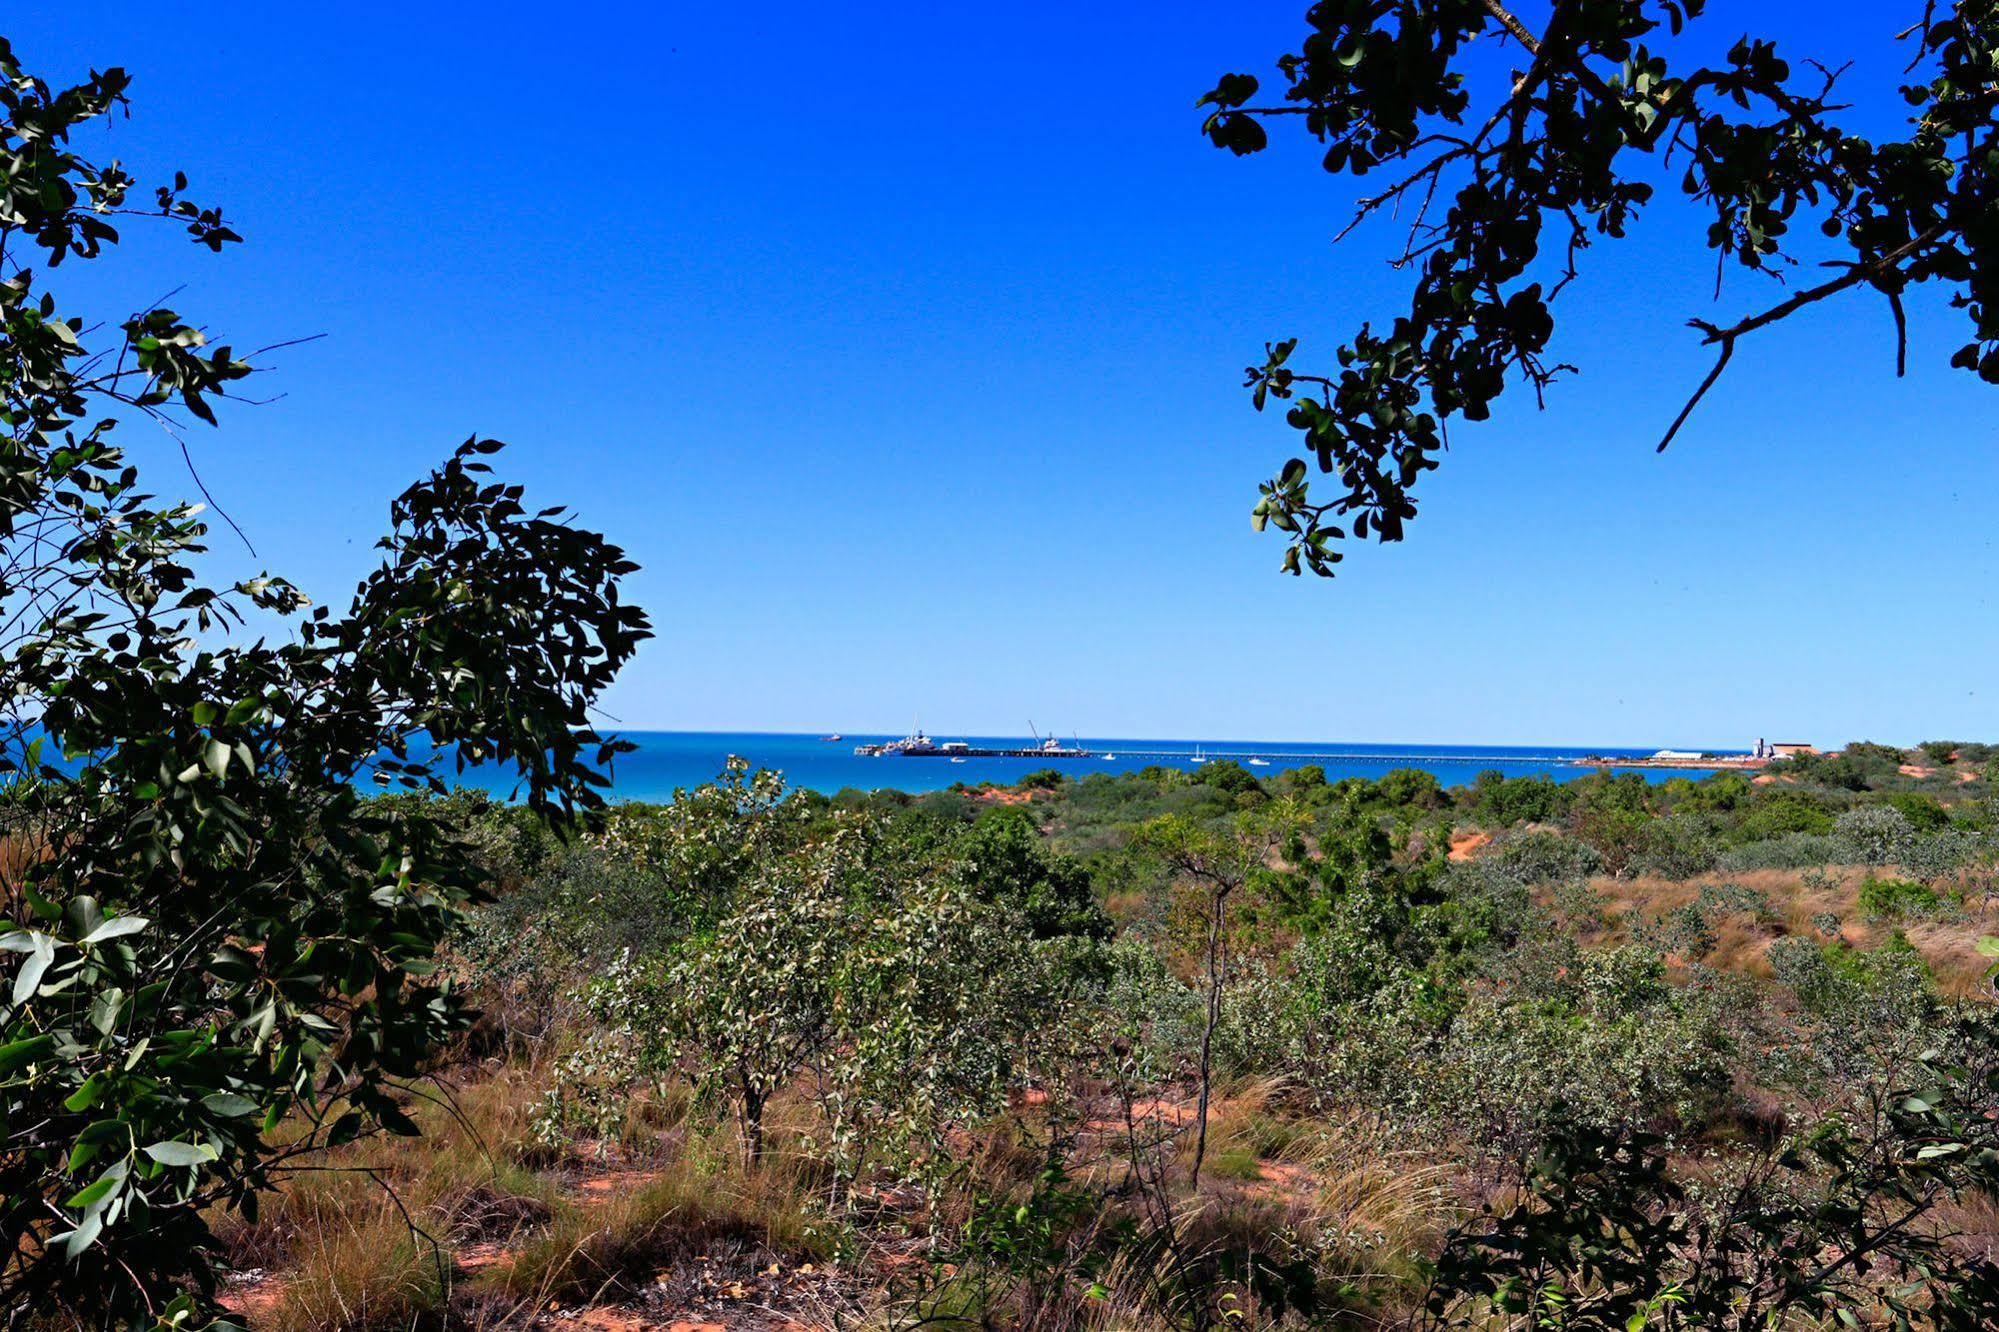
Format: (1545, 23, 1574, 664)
(1189, 883, 1229, 1193)
(738, 1087, 766, 1167)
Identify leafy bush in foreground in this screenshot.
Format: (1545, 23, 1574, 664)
(0, 42, 645, 1327)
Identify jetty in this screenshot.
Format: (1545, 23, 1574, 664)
(853, 730, 1741, 769)
(855, 731, 1089, 759)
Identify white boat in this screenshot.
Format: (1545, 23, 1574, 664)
(1248, 758, 1270, 767)
(1190, 746, 1207, 765)
(1102, 753, 1117, 761)
(950, 757, 966, 763)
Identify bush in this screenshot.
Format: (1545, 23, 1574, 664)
(1731, 790, 1836, 842)
(1695, 881, 1779, 924)
(1376, 767, 1446, 810)
(1414, 951, 1734, 1158)
(1192, 759, 1264, 798)
(951, 807, 1112, 942)
(1885, 791, 1951, 831)
(1631, 814, 1721, 879)
(1900, 829, 1983, 885)
(1717, 832, 1848, 871)
(1467, 770, 1567, 826)
(0, 49, 648, 1324)
(1835, 806, 1916, 865)
(1491, 830, 1601, 885)
(1857, 876, 1953, 922)
(1426, 1036, 1999, 1332)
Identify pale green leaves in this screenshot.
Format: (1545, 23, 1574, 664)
(143, 1140, 219, 1168)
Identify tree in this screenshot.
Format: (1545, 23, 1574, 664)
(949, 807, 1111, 941)
(1201, 1, 1999, 573)
(1375, 764, 1446, 810)
(0, 40, 648, 1326)
(1133, 813, 1293, 1189)
(667, 838, 852, 1165)
(1191, 757, 1265, 798)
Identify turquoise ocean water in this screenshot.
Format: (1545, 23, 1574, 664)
(441, 732, 1736, 801)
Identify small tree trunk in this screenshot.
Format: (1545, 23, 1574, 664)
(1189, 883, 1229, 1193)
(738, 1086, 766, 1167)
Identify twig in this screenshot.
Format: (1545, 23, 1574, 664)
(1656, 324, 1734, 452)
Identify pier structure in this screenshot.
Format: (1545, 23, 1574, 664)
(853, 741, 1744, 769)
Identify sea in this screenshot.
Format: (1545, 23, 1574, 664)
(443, 732, 1737, 802)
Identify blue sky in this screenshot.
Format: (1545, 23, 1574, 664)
(19, 3, 1997, 747)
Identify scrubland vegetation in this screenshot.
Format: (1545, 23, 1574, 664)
(189, 746, 1999, 1330)
(14, 1, 1999, 1323)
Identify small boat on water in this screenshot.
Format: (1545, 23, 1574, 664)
(1190, 746, 1207, 765)
(1248, 758, 1270, 767)
(821, 733, 843, 742)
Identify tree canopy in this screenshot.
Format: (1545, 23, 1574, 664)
(1202, 1, 1999, 573)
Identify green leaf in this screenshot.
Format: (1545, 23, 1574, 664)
(201, 1091, 258, 1118)
(12, 933, 56, 1005)
(80, 916, 148, 946)
(0, 1033, 57, 1076)
(57, 1210, 104, 1258)
(143, 1140, 218, 1168)
(63, 1072, 109, 1112)
(63, 1170, 122, 1211)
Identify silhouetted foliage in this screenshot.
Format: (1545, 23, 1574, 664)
(1204, 0, 1999, 573)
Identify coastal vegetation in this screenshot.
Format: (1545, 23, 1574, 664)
(184, 744, 1999, 1329)
(6, 8, 1999, 1330)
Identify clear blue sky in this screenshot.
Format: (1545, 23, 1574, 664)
(19, 4, 1997, 748)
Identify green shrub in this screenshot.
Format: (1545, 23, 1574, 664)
(1467, 770, 1568, 826)
(1730, 790, 1836, 842)
(1717, 832, 1847, 871)
(1631, 814, 1721, 879)
(951, 807, 1112, 942)
(1835, 806, 1916, 865)
(1857, 875, 1953, 921)
(1491, 829, 1601, 885)
(1885, 791, 1951, 831)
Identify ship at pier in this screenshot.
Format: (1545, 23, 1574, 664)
(855, 728, 1091, 759)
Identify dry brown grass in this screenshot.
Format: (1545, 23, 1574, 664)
(215, 1063, 848, 1330)
(1556, 866, 1999, 995)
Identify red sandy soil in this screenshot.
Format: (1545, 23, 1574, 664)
(1448, 831, 1491, 862)
(455, 1239, 512, 1274)
(1084, 1095, 1201, 1138)
(217, 1273, 282, 1323)
(972, 787, 1040, 806)
(575, 1167, 665, 1201)
(1900, 764, 1937, 778)
(1247, 1160, 1315, 1202)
